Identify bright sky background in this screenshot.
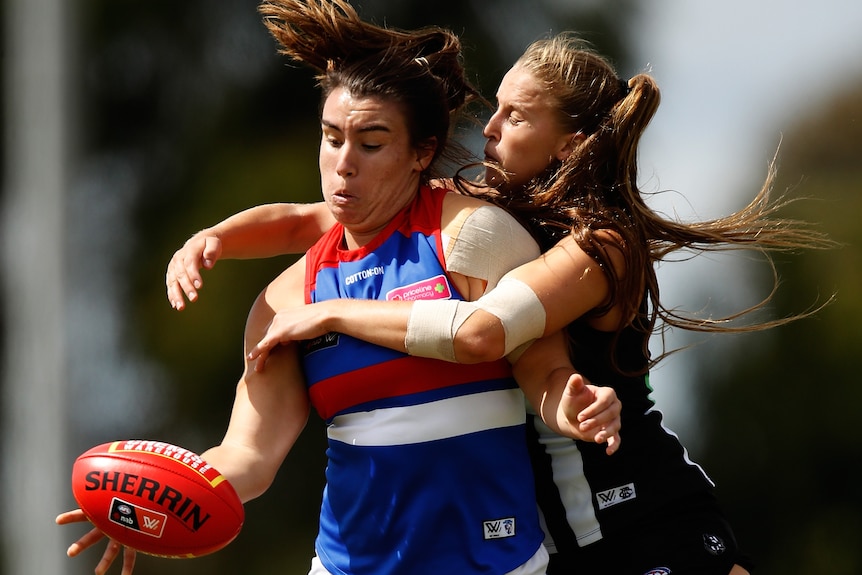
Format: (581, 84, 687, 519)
(629, 0, 862, 436)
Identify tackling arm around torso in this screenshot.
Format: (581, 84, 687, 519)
(247, 191, 540, 364)
(445, 231, 623, 363)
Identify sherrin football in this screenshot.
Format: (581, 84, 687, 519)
(71, 440, 244, 558)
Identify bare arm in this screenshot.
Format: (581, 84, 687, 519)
(248, 231, 615, 366)
(201, 259, 311, 500)
(58, 259, 311, 574)
(451, 233, 616, 362)
(512, 331, 620, 453)
(244, 195, 620, 446)
(167, 202, 335, 310)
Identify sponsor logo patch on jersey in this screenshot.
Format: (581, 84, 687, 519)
(109, 497, 167, 538)
(483, 517, 515, 539)
(386, 274, 452, 301)
(595, 482, 636, 510)
(703, 533, 727, 556)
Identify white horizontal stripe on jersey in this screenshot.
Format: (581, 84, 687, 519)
(327, 388, 526, 446)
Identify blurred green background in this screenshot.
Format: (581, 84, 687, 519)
(2, 1, 860, 574)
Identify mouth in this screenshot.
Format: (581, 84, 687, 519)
(331, 187, 353, 198)
(483, 148, 499, 164)
(327, 189, 355, 207)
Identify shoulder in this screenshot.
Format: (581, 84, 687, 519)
(439, 190, 522, 238)
(438, 190, 540, 288)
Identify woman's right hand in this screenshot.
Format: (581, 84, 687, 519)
(56, 509, 138, 575)
(166, 234, 223, 310)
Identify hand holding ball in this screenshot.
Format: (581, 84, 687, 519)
(71, 440, 244, 558)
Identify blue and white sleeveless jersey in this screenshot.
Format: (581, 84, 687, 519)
(301, 187, 544, 575)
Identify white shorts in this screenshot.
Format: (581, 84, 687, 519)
(308, 544, 548, 575)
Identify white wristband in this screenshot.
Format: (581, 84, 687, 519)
(404, 299, 478, 363)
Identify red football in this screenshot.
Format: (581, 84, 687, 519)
(71, 440, 244, 558)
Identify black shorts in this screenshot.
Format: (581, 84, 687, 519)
(546, 493, 754, 575)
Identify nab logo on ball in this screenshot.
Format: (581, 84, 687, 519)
(109, 498, 167, 538)
(71, 440, 244, 558)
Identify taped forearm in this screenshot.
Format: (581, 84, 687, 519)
(404, 277, 546, 362)
(405, 299, 477, 362)
(472, 277, 546, 356)
(405, 204, 545, 362)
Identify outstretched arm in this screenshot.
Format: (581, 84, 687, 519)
(167, 202, 334, 310)
(59, 260, 311, 574)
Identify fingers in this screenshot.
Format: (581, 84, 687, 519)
(56, 509, 106, 558)
(166, 254, 201, 310)
(65, 527, 106, 557)
(95, 539, 122, 575)
(604, 433, 621, 456)
(58, 508, 138, 574)
(121, 545, 138, 575)
(55, 509, 88, 525)
(251, 347, 272, 373)
(573, 383, 615, 422)
(165, 236, 222, 310)
(247, 330, 276, 372)
(201, 236, 221, 269)
(560, 376, 622, 455)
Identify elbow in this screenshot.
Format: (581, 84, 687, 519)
(453, 320, 506, 364)
(240, 471, 277, 503)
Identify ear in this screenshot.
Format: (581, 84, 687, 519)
(415, 137, 438, 172)
(555, 131, 586, 162)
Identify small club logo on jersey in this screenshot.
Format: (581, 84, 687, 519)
(643, 568, 671, 575)
(109, 497, 167, 538)
(703, 533, 727, 556)
(595, 482, 636, 510)
(386, 274, 452, 301)
(483, 517, 515, 539)
(304, 331, 340, 355)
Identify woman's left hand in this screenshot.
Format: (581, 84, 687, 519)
(247, 302, 335, 372)
(558, 373, 622, 455)
(56, 509, 138, 575)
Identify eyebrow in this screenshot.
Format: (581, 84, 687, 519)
(321, 118, 392, 134)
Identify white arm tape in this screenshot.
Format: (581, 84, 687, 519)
(405, 204, 543, 363)
(405, 299, 478, 363)
(405, 277, 546, 362)
(446, 205, 540, 289)
(473, 277, 546, 356)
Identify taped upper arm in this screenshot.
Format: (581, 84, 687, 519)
(441, 196, 540, 290)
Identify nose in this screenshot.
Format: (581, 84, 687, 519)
(335, 144, 356, 178)
(483, 111, 501, 141)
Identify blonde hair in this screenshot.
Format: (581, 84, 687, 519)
(486, 33, 835, 371)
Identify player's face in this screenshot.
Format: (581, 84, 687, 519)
(319, 87, 432, 248)
(483, 66, 577, 193)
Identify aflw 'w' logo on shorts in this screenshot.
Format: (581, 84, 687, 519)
(595, 482, 637, 510)
(483, 517, 515, 539)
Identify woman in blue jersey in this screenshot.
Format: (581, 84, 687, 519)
(164, 30, 834, 575)
(57, 3, 624, 575)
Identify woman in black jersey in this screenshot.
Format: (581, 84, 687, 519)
(167, 31, 833, 575)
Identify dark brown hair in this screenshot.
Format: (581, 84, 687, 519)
(259, 0, 483, 179)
